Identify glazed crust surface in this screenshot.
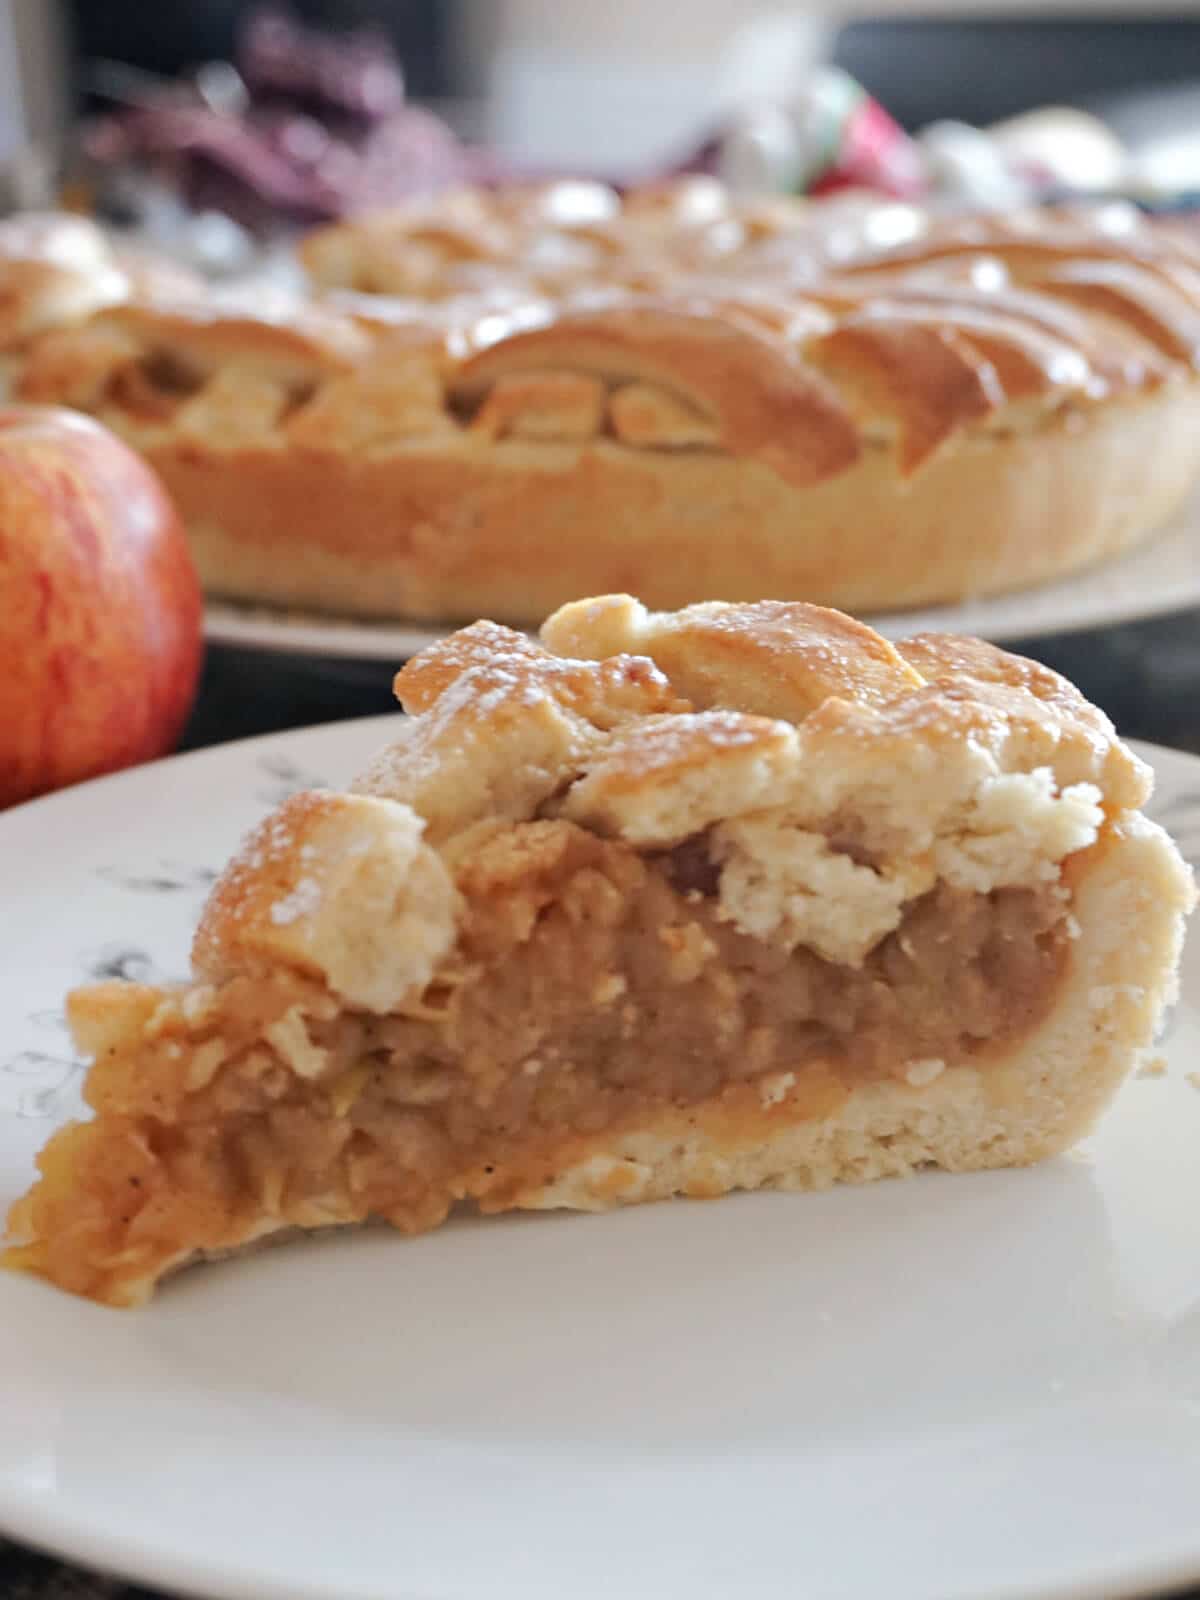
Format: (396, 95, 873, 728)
(12, 187, 1200, 620)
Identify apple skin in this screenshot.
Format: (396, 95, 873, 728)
(0, 406, 204, 809)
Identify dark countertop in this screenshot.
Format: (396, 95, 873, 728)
(4, 606, 1200, 1600)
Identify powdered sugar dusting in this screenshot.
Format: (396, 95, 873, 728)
(270, 876, 323, 926)
(216, 810, 301, 900)
(353, 624, 675, 808)
(355, 671, 507, 799)
(626, 710, 784, 770)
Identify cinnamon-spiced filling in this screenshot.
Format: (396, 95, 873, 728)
(8, 819, 1072, 1301)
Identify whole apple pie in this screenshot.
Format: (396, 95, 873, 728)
(10, 183, 1200, 621)
(4, 597, 1192, 1305)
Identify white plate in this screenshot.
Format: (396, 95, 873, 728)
(206, 490, 1200, 659)
(2, 720, 1200, 1600)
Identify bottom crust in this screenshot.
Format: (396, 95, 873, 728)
(148, 386, 1200, 623)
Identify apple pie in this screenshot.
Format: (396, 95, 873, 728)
(13, 182, 1200, 622)
(4, 596, 1193, 1306)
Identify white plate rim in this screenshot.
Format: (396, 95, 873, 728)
(5, 1475, 1200, 1600)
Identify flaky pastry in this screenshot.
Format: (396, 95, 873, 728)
(4, 597, 1192, 1305)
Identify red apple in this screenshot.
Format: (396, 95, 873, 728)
(0, 406, 203, 808)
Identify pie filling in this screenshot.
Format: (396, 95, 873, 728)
(4, 819, 1072, 1304)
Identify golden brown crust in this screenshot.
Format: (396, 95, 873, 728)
(192, 790, 460, 1014)
(99, 290, 373, 381)
(0, 213, 128, 350)
(13, 189, 1200, 620)
(181, 596, 1161, 958)
(298, 177, 784, 297)
(541, 595, 923, 719)
(0, 214, 206, 356)
(452, 304, 861, 487)
(95, 379, 1200, 623)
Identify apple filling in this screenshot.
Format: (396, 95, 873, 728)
(5, 817, 1072, 1305)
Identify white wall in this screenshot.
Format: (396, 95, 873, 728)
(455, 0, 1200, 168)
(455, 4, 829, 167)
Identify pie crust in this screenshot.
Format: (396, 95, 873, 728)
(0, 212, 200, 359)
(11, 185, 1200, 621)
(3, 597, 1192, 1305)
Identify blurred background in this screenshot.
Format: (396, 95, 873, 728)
(3, 0, 1200, 272)
(59, 0, 1200, 131)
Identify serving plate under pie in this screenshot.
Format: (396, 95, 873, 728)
(205, 488, 1200, 660)
(2, 718, 1200, 1600)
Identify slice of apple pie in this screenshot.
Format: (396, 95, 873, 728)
(4, 597, 1193, 1305)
